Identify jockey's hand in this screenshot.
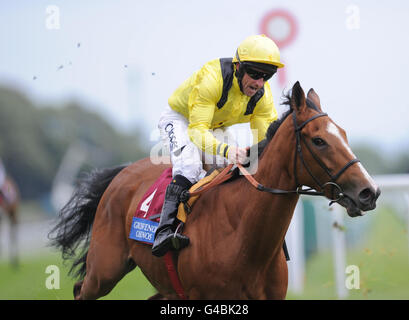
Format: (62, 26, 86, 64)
(227, 146, 249, 164)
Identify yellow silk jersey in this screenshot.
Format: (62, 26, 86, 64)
(168, 58, 278, 157)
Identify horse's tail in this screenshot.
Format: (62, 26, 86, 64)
(48, 164, 128, 279)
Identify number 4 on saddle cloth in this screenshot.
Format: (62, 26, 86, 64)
(129, 167, 289, 261)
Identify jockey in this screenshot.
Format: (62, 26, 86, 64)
(152, 35, 284, 257)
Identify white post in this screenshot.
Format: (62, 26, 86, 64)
(286, 200, 305, 295)
(332, 204, 348, 299)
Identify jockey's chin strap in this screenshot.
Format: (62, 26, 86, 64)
(237, 110, 360, 205)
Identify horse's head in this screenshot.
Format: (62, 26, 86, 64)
(287, 81, 380, 217)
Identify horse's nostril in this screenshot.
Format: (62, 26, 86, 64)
(359, 188, 374, 204)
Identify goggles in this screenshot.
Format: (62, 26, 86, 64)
(244, 65, 275, 81)
(235, 49, 277, 81)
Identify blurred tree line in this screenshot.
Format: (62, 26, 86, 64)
(0, 86, 149, 200)
(351, 143, 409, 176)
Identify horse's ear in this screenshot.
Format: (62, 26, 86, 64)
(290, 81, 306, 111)
(307, 88, 322, 111)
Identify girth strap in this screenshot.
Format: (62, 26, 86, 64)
(163, 252, 187, 299)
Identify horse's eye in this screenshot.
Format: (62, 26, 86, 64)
(312, 137, 326, 147)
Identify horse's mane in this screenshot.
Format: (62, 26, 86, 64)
(253, 92, 293, 159)
(266, 95, 293, 142)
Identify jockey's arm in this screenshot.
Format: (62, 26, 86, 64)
(186, 68, 233, 160)
(188, 122, 248, 164)
(188, 112, 230, 159)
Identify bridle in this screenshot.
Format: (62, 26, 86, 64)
(238, 107, 360, 204)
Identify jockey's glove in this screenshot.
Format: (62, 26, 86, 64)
(227, 146, 249, 164)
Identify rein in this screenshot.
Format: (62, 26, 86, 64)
(237, 164, 324, 196)
(237, 110, 360, 204)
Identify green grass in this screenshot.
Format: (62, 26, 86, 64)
(0, 252, 156, 300)
(287, 207, 409, 300)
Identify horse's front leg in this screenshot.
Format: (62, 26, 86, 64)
(265, 250, 288, 300)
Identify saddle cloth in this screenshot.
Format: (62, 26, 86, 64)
(129, 168, 172, 244)
(129, 168, 222, 245)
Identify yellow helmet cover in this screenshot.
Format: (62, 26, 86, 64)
(233, 34, 284, 68)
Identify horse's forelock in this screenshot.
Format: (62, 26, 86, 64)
(280, 89, 320, 112)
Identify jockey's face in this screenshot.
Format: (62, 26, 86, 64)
(241, 71, 265, 97)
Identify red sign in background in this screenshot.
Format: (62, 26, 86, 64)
(260, 9, 298, 87)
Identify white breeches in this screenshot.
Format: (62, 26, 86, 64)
(158, 106, 237, 184)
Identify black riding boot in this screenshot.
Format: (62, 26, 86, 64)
(152, 175, 192, 257)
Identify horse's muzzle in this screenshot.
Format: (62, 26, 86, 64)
(337, 185, 381, 217)
(358, 186, 381, 211)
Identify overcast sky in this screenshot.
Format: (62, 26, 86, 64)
(1, 0, 408, 153)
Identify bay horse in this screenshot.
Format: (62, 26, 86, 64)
(0, 175, 19, 268)
(49, 82, 380, 299)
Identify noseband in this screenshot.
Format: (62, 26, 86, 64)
(238, 108, 360, 204)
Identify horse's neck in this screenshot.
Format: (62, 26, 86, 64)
(236, 129, 299, 260)
(253, 128, 297, 194)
